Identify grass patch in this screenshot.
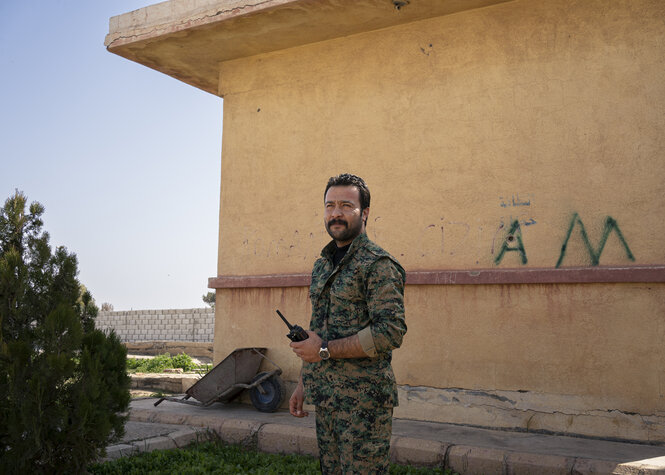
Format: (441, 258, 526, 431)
(126, 353, 211, 374)
(89, 440, 452, 474)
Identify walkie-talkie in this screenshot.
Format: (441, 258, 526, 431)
(276, 309, 309, 342)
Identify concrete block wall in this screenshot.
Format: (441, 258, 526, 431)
(96, 308, 215, 342)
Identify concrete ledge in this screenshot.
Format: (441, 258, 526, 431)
(135, 435, 175, 453)
(106, 0, 512, 95)
(572, 458, 624, 475)
(103, 422, 210, 462)
(209, 266, 665, 288)
(448, 446, 506, 475)
(218, 419, 263, 447)
(257, 422, 318, 456)
(395, 385, 665, 445)
(614, 457, 665, 475)
(505, 452, 575, 474)
(104, 443, 139, 460)
(134, 373, 665, 444)
(390, 436, 447, 467)
(170, 428, 207, 448)
(257, 423, 300, 454)
(131, 373, 201, 393)
(117, 399, 665, 473)
(298, 428, 319, 457)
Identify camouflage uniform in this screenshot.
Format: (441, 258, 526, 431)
(302, 232, 406, 474)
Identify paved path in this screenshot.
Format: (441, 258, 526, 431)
(108, 397, 665, 474)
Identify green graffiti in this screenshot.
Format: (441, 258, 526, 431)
(494, 219, 528, 265)
(556, 213, 635, 268)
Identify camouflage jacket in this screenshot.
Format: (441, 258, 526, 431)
(302, 232, 407, 409)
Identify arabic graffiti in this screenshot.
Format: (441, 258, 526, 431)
(499, 193, 532, 208)
(494, 219, 528, 265)
(236, 203, 635, 270)
(555, 213, 635, 268)
(499, 214, 537, 227)
(498, 193, 537, 227)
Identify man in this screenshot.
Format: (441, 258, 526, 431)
(289, 173, 407, 474)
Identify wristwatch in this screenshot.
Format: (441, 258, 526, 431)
(319, 341, 330, 360)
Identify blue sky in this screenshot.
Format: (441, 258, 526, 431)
(0, 1, 223, 310)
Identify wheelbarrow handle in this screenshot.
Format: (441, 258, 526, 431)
(250, 348, 283, 375)
(154, 394, 191, 407)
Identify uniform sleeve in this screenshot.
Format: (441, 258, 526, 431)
(358, 257, 407, 357)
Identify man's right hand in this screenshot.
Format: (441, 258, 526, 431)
(289, 378, 309, 418)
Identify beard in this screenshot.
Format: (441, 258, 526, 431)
(325, 215, 364, 243)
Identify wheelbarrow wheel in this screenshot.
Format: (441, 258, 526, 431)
(250, 372, 285, 413)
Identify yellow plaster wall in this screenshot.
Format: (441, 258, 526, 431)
(217, 0, 665, 275)
(398, 283, 665, 414)
(213, 0, 665, 438)
(215, 283, 665, 412)
(213, 287, 310, 379)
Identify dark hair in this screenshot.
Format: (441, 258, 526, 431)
(324, 174, 371, 210)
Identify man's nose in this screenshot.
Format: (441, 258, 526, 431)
(330, 204, 343, 217)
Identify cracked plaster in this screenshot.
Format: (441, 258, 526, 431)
(395, 385, 665, 444)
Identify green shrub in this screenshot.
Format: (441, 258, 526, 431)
(145, 353, 174, 372)
(125, 356, 143, 371)
(171, 352, 197, 371)
(0, 191, 130, 473)
(127, 352, 207, 373)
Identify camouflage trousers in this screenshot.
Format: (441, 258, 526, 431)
(315, 404, 393, 474)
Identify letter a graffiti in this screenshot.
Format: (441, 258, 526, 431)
(555, 213, 635, 268)
(494, 220, 528, 265)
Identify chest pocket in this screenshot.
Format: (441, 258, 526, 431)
(309, 260, 331, 302)
(328, 267, 368, 335)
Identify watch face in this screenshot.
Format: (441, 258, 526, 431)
(319, 348, 330, 360)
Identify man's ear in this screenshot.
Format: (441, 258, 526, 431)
(362, 207, 370, 226)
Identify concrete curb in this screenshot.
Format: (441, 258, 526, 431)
(112, 400, 665, 474)
(389, 436, 448, 467)
(104, 423, 212, 462)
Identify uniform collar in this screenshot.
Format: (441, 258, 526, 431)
(321, 232, 369, 260)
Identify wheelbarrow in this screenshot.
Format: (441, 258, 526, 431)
(153, 347, 285, 413)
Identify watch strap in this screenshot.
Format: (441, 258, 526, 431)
(319, 341, 330, 360)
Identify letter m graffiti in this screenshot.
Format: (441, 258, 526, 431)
(556, 213, 635, 268)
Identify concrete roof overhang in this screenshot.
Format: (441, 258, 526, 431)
(105, 0, 510, 96)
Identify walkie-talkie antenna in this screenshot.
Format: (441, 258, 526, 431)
(275, 309, 309, 342)
(276, 310, 293, 329)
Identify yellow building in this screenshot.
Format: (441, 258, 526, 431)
(107, 0, 665, 443)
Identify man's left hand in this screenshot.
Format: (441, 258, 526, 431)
(290, 331, 323, 363)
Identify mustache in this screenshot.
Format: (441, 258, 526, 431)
(327, 219, 347, 227)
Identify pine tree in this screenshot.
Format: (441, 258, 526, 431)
(202, 291, 215, 309)
(0, 191, 130, 473)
